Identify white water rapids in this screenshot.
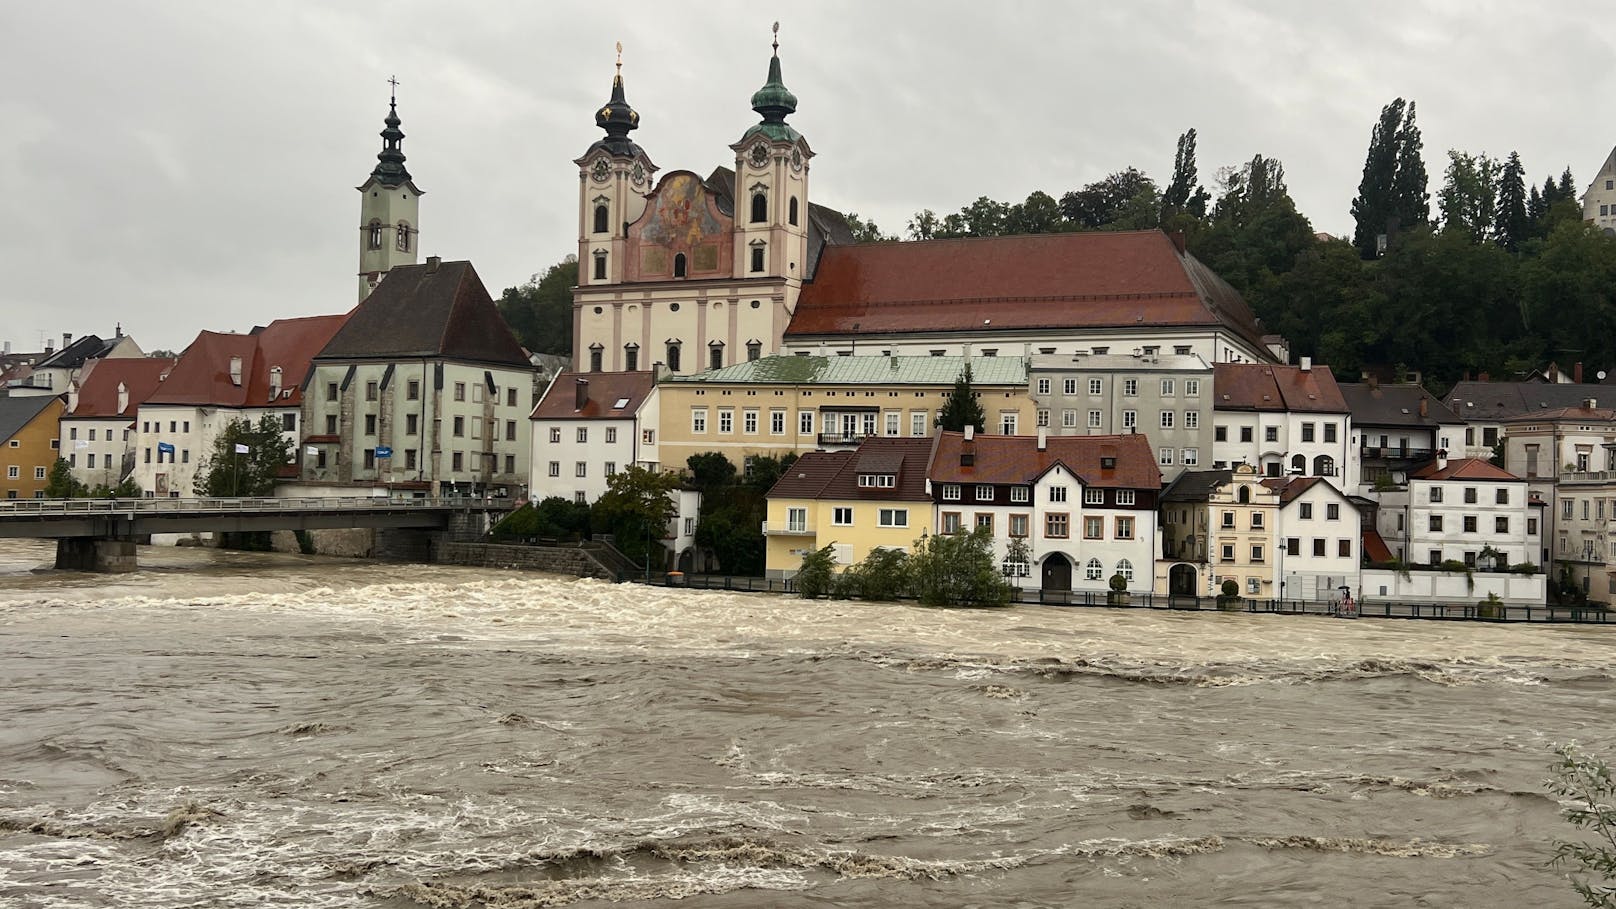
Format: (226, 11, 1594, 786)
(0, 539, 1612, 907)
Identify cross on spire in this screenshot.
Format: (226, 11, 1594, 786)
(388, 74, 400, 104)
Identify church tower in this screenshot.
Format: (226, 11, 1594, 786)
(730, 24, 811, 290)
(357, 83, 423, 301)
(575, 45, 658, 290)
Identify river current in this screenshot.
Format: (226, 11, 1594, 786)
(0, 539, 1612, 907)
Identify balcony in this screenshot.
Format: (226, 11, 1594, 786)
(761, 521, 814, 536)
(1360, 446, 1435, 463)
(817, 432, 874, 448)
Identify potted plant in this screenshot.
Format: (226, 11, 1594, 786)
(1107, 572, 1130, 606)
(1216, 578, 1243, 611)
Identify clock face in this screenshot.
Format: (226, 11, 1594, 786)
(749, 143, 769, 167)
(631, 161, 645, 184)
(790, 147, 803, 171)
(591, 157, 611, 181)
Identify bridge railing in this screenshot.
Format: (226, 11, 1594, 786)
(0, 496, 504, 517)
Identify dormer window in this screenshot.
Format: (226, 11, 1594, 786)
(367, 219, 383, 250)
(751, 191, 768, 223)
(673, 252, 687, 278)
(396, 221, 411, 252)
(789, 196, 799, 226)
(858, 474, 896, 489)
(1101, 456, 1117, 469)
(593, 203, 609, 234)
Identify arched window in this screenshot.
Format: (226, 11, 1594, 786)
(1238, 486, 1250, 504)
(1116, 559, 1134, 582)
(1085, 558, 1103, 580)
(751, 192, 768, 223)
(1291, 454, 1306, 473)
(746, 340, 762, 362)
(396, 222, 410, 252)
(367, 220, 383, 250)
(788, 196, 799, 226)
(593, 204, 609, 234)
(665, 341, 682, 373)
(673, 253, 687, 278)
(1314, 455, 1335, 476)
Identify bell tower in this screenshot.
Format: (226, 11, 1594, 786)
(357, 78, 423, 301)
(731, 23, 811, 290)
(575, 44, 657, 290)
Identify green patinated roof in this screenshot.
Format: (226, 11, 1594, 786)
(664, 355, 1028, 387)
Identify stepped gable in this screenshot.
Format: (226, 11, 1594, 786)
(148, 314, 348, 407)
(1214, 362, 1349, 413)
(67, 358, 175, 418)
(929, 431, 1160, 489)
(317, 260, 528, 367)
(766, 437, 934, 501)
(786, 230, 1267, 349)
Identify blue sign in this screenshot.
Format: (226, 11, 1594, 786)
(157, 441, 175, 454)
(375, 446, 393, 458)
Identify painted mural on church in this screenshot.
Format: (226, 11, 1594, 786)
(628, 171, 732, 282)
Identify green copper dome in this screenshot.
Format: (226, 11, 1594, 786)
(743, 48, 801, 143)
(370, 97, 412, 186)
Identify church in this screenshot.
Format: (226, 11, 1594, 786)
(565, 34, 1281, 376)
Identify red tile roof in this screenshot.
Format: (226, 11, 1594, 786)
(786, 231, 1267, 349)
(530, 371, 656, 420)
(1260, 475, 1325, 504)
(147, 314, 349, 408)
(1215, 363, 1349, 413)
(1411, 457, 1523, 482)
(767, 437, 936, 502)
(928, 431, 1160, 489)
(1363, 529, 1395, 563)
(64, 357, 175, 419)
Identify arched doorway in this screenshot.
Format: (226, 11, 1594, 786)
(1042, 553, 1073, 592)
(1169, 563, 1198, 596)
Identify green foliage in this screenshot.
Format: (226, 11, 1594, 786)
(497, 257, 578, 357)
(1162, 128, 1211, 221)
(1061, 168, 1160, 231)
(1220, 578, 1239, 598)
(744, 453, 798, 494)
(693, 500, 765, 575)
(795, 544, 838, 599)
(491, 497, 592, 543)
(908, 526, 1014, 607)
(1109, 572, 1129, 593)
(936, 364, 986, 433)
(837, 546, 911, 601)
(43, 458, 89, 498)
(1495, 151, 1529, 252)
(843, 212, 894, 243)
(195, 416, 293, 497)
(1547, 743, 1616, 907)
(293, 530, 317, 555)
(1352, 98, 1429, 257)
(591, 465, 679, 569)
(94, 477, 142, 499)
(1510, 562, 1540, 575)
(686, 452, 737, 493)
(490, 503, 541, 541)
(1477, 592, 1504, 619)
(1438, 150, 1499, 242)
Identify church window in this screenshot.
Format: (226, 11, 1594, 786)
(750, 244, 765, 273)
(666, 341, 682, 372)
(593, 204, 609, 234)
(789, 197, 799, 226)
(367, 220, 383, 250)
(751, 192, 768, 223)
(588, 344, 603, 372)
(674, 253, 687, 278)
(710, 342, 725, 370)
(624, 344, 639, 371)
(747, 340, 762, 361)
(593, 252, 607, 280)
(396, 222, 411, 252)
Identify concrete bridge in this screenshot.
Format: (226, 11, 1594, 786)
(0, 496, 511, 571)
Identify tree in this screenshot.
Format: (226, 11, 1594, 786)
(497, 256, 578, 357)
(744, 452, 798, 493)
(936, 364, 986, 433)
(1495, 151, 1530, 252)
(591, 464, 680, 569)
(685, 452, 737, 494)
(905, 209, 941, 241)
(1162, 128, 1211, 221)
(195, 416, 294, 497)
(1194, 153, 1314, 323)
(908, 526, 1014, 607)
(795, 543, 838, 598)
(43, 458, 88, 498)
(1004, 191, 1064, 235)
(843, 212, 894, 243)
(1351, 98, 1429, 257)
(1060, 168, 1158, 230)
(837, 546, 911, 600)
(1437, 150, 1499, 242)
(1547, 743, 1616, 907)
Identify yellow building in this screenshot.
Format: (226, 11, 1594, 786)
(1, 395, 66, 500)
(1157, 463, 1279, 596)
(763, 436, 935, 579)
(657, 354, 1033, 474)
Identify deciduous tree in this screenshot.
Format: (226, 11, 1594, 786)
(195, 416, 294, 497)
(497, 257, 578, 356)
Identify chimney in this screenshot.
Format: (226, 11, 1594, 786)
(228, 355, 242, 386)
(269, 366, 283, 399)
(1435, 448, 1447, 471)
(1576, 362, 1585, 384)
(963, 425, 974, 442)
(1037, 426, 1048, 451)
(44, 337, 54, 355)
(574, 377, 589, 410)
(1418, 397, 1428, 418)
(426, 255, 441, 274)
(1299, 356, 1312, 372)
(116, 381, 129, 414)
(2, 341, 9, 355)
(62, 333, 72, 350)
(1169, 229, 1187, 255)
(1584, 397, 1598, 410)
(115, 322, 123, 339)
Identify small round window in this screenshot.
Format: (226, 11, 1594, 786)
(670, 303, 681, 312)
(750, 300, 761, 309)
(593, 306, 603, 315)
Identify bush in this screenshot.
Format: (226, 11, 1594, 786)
(909, 526, 1013, 607)
(1547, 743, 1616, 907)
(1477, 592, 1504, 619)
(1511, 562, 1541, 575)
(837, 546, 910, 601)
(1220, 578, 1239, 598)
(1109, 572, 1129, 593)
(490, 504, 542, 541)
(795, 544, 838, 599)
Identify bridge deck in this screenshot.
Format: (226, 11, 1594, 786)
(0, 496, 509, 539)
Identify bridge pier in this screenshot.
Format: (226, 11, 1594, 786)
(55, 538, 138, 573)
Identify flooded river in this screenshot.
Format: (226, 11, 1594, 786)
(1, 539, 1612, 907)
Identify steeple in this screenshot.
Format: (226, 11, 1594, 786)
(591, 43, 642, 158)
(371, 78, 412, 186)
(744, 23, 800, 143)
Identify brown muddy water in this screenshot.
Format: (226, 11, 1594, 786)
(0, 538, 1612, 907)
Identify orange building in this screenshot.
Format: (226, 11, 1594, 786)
(1, 395, 66, 499)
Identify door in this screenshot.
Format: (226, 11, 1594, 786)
(1169, 563, 1197, 596)
(1042, 553, 1073, 592)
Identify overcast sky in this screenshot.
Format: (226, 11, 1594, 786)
(4, 1, 1613, 354)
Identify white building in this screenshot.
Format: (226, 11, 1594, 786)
(1212, 360, 1355, 482)
(59, 357, 174, 491)
(528, 371, 660, 504)
(1266, 476, 1362, 602)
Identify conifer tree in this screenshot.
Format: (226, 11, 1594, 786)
(1351, 98, 1429, 257)
(936, 364, 986, 433)
(1495, 151, 1529, 252)
(1162, 128, 1210, 221)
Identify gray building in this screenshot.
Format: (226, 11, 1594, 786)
(1028, 353, 1214, 482)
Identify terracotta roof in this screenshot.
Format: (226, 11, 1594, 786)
(1260, 475, 1324, 504)
(1410, 457, 1524, 482)
(147, 314, 348, 408)
(530, 371, 655, 420)
(1363, 529, 1395, 563)
(767, 437, 935, 502)
(1339, 382, 1463, 427)
(1214, 363, 1349, 413)
(317, 261, 529, 366)
(929, 431, 1160, 489)
(64, 357, 175, 419)
(785, 230, 1268, 350)
(0, 395, 60, 443)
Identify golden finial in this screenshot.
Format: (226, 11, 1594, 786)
(771, 21, 779, 55)
(613, 41, 623, 84)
